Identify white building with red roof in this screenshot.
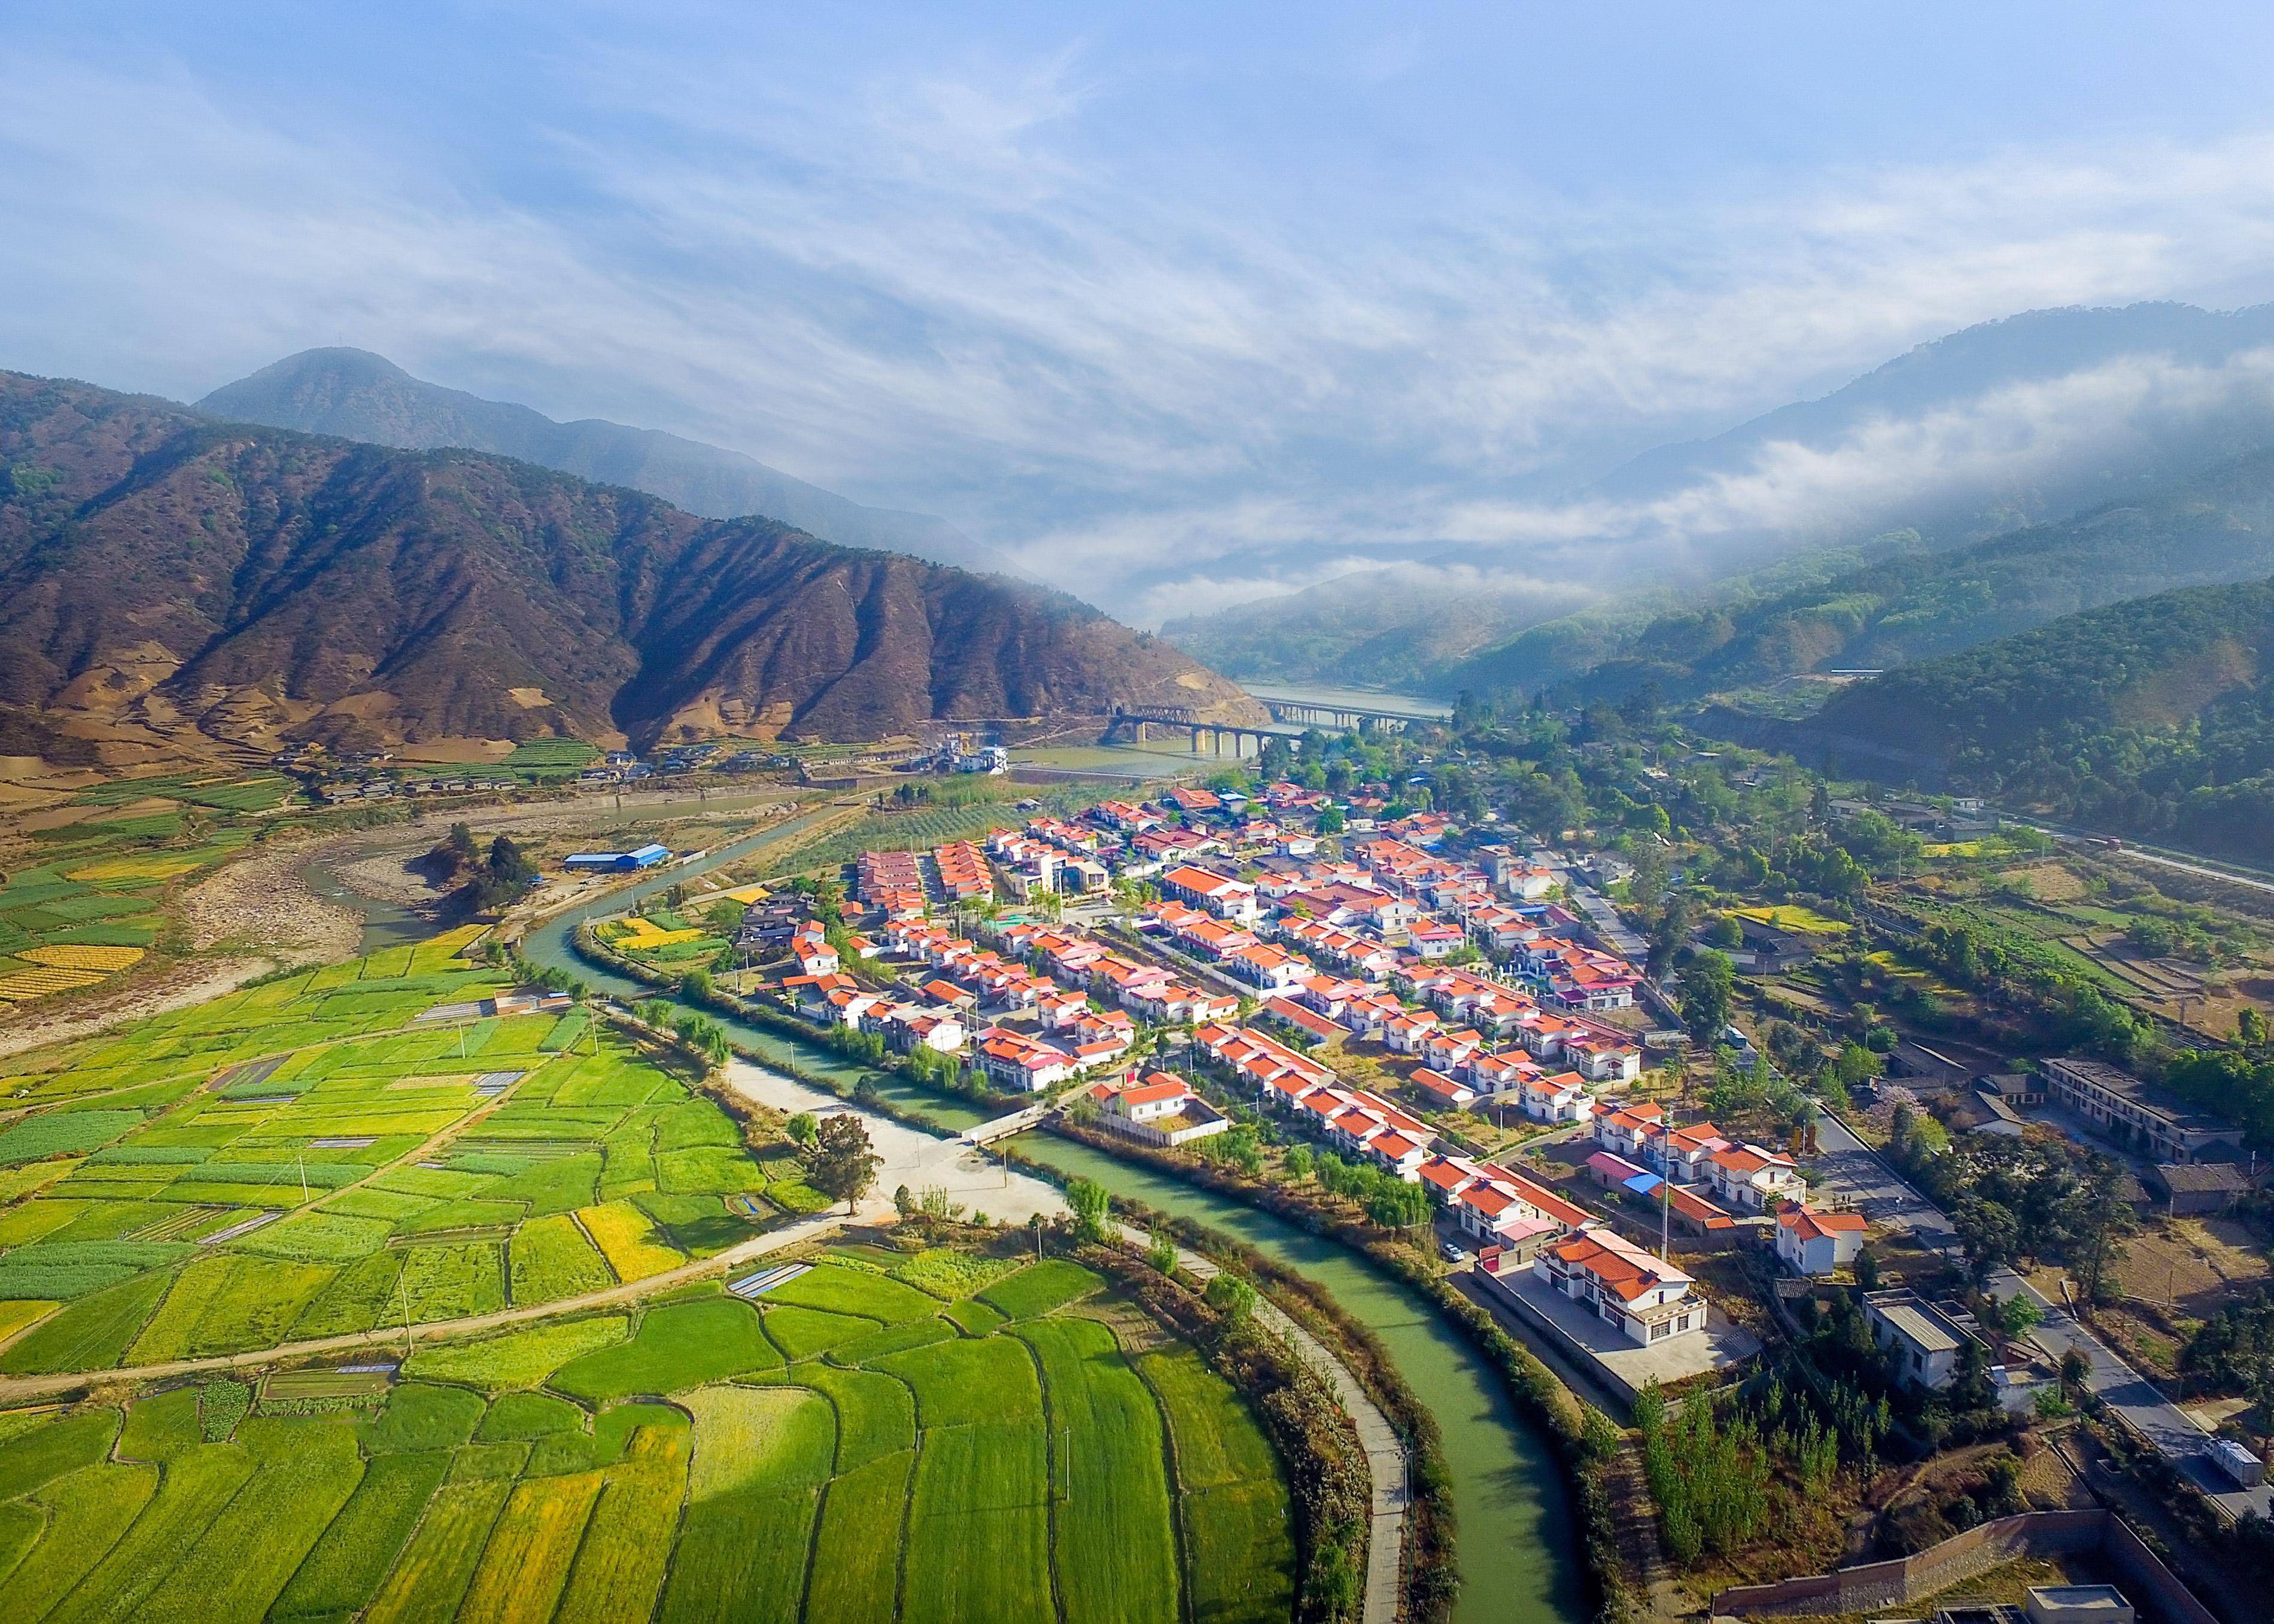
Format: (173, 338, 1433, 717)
(974, 1026, 1078, 1093)
(1533, 1228, 1704, 1345)
(1705, 1144, 1805, 1211)
(1776, 1205, 1868, 1276)
(1423, 1155, 1590, 1258)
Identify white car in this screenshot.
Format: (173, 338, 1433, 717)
(1440, 1241, 1470, 1264)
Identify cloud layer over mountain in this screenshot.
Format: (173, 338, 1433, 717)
(10, 7, 2274, 620)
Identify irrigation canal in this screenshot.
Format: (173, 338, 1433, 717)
(447, 807, 1586, 1624)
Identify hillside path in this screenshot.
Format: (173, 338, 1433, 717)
(1126, 1222, 1406, 1624)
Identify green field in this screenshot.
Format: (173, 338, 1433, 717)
(0, 1240, 1296, 1622)
(0, 939, 789, 1375)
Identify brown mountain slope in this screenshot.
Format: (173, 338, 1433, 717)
(0, 370, 1258, 757)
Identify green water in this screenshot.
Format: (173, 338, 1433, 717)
(509, 804, 1583, 1623)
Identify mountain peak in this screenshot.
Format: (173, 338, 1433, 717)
(197, 349, 1015, 576)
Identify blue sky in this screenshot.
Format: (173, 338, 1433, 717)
(8, 2, 2274, 620)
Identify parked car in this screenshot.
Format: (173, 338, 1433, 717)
(1441, 1241, 1470, 1264)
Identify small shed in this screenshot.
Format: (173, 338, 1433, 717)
(2147, 1161, 2252, 1217)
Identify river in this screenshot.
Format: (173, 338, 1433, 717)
(1239, 680, 1454, 722)
(414, 804, 1584, 1623)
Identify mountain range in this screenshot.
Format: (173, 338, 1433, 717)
(199, 348, 1014, 577)
(1449, 442, 2274, 704)
(0, 370, 1255, 762)
(1169, 300, 2274, 697)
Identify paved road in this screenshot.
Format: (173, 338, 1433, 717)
(1810, 1108, 1960, 1250)
(1985, 1270, 2273, 1520)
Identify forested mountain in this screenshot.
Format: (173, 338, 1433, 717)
(0, 369, 1255, 759)
(1787, 578, 2274, 857)
(199, 348, 1013, 576)
(1451, 445, 2274, 704)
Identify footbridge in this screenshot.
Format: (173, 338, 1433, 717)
(962, 1104, 1052, 1145)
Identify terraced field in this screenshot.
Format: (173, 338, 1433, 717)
(0, 1245, 1297, 1622)
(0, 935, 796, 1373)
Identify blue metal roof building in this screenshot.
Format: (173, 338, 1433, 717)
(563, 843, 672, 872)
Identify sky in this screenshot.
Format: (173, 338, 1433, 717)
(9, 2, 2274, 624)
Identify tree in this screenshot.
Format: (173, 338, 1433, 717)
(1996, 1291, 2043, 1337)
(1365, 1180, 1431, 1231)
(786, 1112, 819, 1148)
(807, 1114, 882, 1214)
(1067, 1178, 1112, 1243)
(1146, 1231, 1178, 1275)
(893, 1183, 916, 1219)
(1302, 1529, 1360, 1622)
(1678, 950, 1735, 1039)
(1204, 1272, 1258, 1325)
(2064, 1157, 2136, 1304)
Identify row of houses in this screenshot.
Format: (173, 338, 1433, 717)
(1592, 1101, 1807, 1210)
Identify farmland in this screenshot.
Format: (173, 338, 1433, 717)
(0, 1239, 1297, 1622)
(0, 933, 794, 1376)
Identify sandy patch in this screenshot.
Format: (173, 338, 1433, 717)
(180, 837, 364, 959)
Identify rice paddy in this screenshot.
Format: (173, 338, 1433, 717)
(0, 1239, 1296, 1622)
(0, 941, 792, 1375)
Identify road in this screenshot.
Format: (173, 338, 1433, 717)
(1986, 1270, 2273, 1520)
(1810, 1108, 1960, 1250)
(2014, 816, 2274, 899)
(1813, 1109, 2271, 1519)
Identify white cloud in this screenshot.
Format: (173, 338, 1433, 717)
(9, 34, 2274, 622)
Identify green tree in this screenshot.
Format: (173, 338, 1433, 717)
(786, 1112, 819, 1147)
(807, 1114, 882, 1214)
(1203, 1271, 1258, 1325)
(1067, 1178, 1112, 1243)
(1678, 950, 1735, 1039)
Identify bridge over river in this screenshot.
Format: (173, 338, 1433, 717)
(1111, 683, 1454, 756)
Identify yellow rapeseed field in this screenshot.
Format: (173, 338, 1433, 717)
(63, 855, 201, 882)
(21, 944, 146, 971)
(576, 1202, 685, 1282)
(0, 966, 105, 1002)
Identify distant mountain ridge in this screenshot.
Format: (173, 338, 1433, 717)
(1453, 443, 2274, 705)
(0, 369, 1256, 761)
(198, 347, 1014, 576)
(1172, 300, 2274, 693)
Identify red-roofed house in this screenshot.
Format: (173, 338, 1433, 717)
(1663, 1184, 1741, 1248)
(1518, 1070, 1593, 1124)
(975, 1027, 1077, 1092)
(1593, 1102, 1666, 1159)
(1160, 865, 1260, 922)
(1533, 1228, 1705, 1345)
(1706, 1145, 1805, 1211)
(1409, 1068, 1476, 1109)
(1776, 1206, 1868, 1276)
(1562, 1034, 1643, 1083)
